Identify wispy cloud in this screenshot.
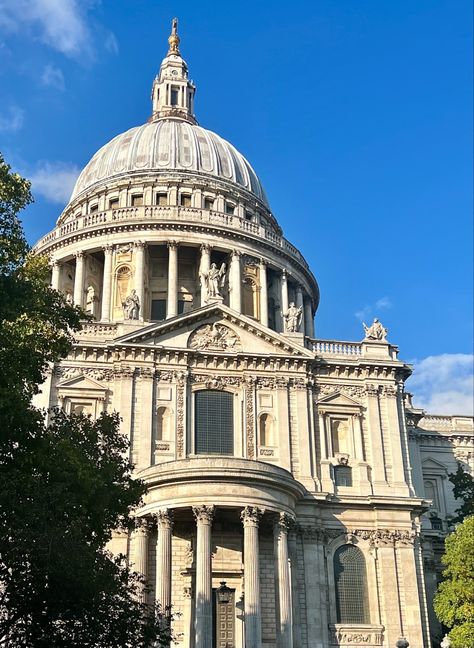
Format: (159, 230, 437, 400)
(104, 32, 119, 55)
(408, 353, 474, 416)
(0, 105, 25, 132)
(41, 63, 65, 90)
(355, 296, 392, 322)
(28, 161, 81, 204)
(0, 0, 98, 58)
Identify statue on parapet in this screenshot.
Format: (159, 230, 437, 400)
(282, 302, 302, 333)
(201, 262, 226, 300)
(123, 289, 140, 320)
(363, 318, 388, 341)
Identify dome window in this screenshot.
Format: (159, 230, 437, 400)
(109, 198, 119, 210)
(170, 86, 179, 106)
(203, 196, 214, 210)
(131, 194, 143, 207)
(156, 192, 168, 206)
(225, 202, 235, 215)
(89, 203, 98, 213)
(180, 193, 192, 207)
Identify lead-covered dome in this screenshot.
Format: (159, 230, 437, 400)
(70, 120, 269, 206)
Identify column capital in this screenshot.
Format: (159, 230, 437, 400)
(51, 258, 60, 268)
(167, 240, 179, 250)
(231, 249, 241, 259)
(75, 250, 85, 259)
(134, 517, 153, 536)
(134, 240, 147, 250)
(241, 506, 264, 527)
(259, 257, 268, 267)
(193, 505, 215, 525)
(102, 243, 114, 255)
(281, 268, 288, 280)
(153, 508, 173, 529)
(200, 243, 211, 253)
(276, 512, 295, 533)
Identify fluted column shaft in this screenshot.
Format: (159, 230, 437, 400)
(259, 260, 268, 327)
(304, 298, 314, 337)
(73, 251, 85, 306)
(280, 270, 288, 331)
(230, 250, 241, 311)
(101, 245, 113, 321)
(241, 507, 263, 648)
(199, 244, 211, 306)
(155, 509, 173, 619)
(193, 505, 214, 648)
(51, 260, 60, 291)
(167, 241, 178, 318)
(275, 513, 293, 648)
(296, 285, 304, 335)
(134, 521, 150, 604)
(134, 241, 146, 320)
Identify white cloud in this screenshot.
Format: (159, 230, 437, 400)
(355, 296, 392, 322)
(408, 353, 474, 416)
(41, 63, 65, 90)
(104, 32, 118, 55)
(28, 161, 81, 204)
(0, 105, 25, 132)
(0, 0, 92, 58)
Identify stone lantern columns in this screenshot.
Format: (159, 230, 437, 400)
(241, 506, 264, 648)
(192, 505, 215, 648)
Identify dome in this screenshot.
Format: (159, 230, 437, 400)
(70, 119, 269, 206)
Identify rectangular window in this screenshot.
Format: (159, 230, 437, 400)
(131, 194, 143, 206)
(156, 193, 168, 206)
(151, 299, 166, 321)
(180, 194, 192, 207)
(170, 86, 179, 106)
(334, 465, 352, 487)
(204, 197, 214, 210)
(178, 300, 185, 315)
(195, 390, 234, 455)
(225, 202, 235, 215)
(109, 198, 119, 209)
(90, 204, 98, 213)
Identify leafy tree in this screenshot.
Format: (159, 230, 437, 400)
(0, 154, 170, 646)
(434, 516, 474, 648)
(449, 463, 474, 523)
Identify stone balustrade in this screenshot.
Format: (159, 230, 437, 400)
(310, 339, 363, 357)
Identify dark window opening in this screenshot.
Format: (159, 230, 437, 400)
(195, 390, 233, 455)
(430, 516, 443, 531)
(170, 87, 179, 106)
(131, 194, 143, 207)
(156, 193, 168, 206)
(180, 194, 192, 207)
(334, 545, 370, 624)
(204, 197, 214, 210)
(151, 299, 166, 321)
(225, 202, 235, 215)
(109, 198, 119, 209)
(334, 465, 352, 487)
(178, 300, 185, 315)
(90, 204, 98, 213)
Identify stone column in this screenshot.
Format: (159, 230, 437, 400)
(230, 250, 241, 311)
(304, 298, 314, 337)
(155, 509, 173, 620)
(259, 259, 268, 327)
(193, 505, 215, 648)
(51, 260, 60, 291)
(167, 241, 178, 318)
(280, 270, 288, 331)
(199, 244, 211, 306)
(275, 513, 293, 648)
(133, 520, 150, 603)
(101, 244, 113, 321)
(73, 251, 85, 306)
(296, 285, 304, 335)
(241, 506, 263, 648)
(366, 385, 389, 492)
(134, 241, 146, 321)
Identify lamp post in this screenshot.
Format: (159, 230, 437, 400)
(216, 581, 232, 605)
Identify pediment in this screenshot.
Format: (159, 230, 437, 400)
(421, 458, 448, 474)
(317, 392, 363, 408)
(57, 374, 107, 393)
(114, 304, 313, 357)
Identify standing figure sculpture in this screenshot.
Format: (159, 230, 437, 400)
(282, 302, 303, 333)
(363, 318, 388, 341)
(123, 289, 140, 320)
(201, 262, 226, 300)
(85, 285, 97, 317)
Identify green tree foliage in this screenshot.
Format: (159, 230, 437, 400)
(0, 154, 171, 646)
(449, 463, 474, 523)
(434, 516, 474, 648)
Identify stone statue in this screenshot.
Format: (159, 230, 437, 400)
(123, 289, 140, 320)
(85, 284, 97, 317)
(201, 262, 226, 300)
(65, 290, 73, 305)
(363, 318, 388, 341)
(282, 302, 302, 333)
(189, 322, 241, 352)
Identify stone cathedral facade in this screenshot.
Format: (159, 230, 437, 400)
(35, 21, 473, 648)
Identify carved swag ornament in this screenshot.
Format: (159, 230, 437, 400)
(188, 323, 241, 352)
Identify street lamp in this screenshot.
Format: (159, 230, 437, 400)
(216, 581, 232, 604)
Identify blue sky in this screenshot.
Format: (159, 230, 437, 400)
(0, 0, 472, 414)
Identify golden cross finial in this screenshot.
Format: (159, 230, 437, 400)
(168, 17, 180, 54)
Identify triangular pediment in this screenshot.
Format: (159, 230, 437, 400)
(114, 304, 313, 357)
(421, 458, 448, 474)
(317, 391, 362, 407)
(57, 374, 107, 392)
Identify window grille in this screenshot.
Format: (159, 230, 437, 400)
(334, 545, 370, 623)
(195, 390, 233, 455)
(334, 465, 353, 487)
(430, 516, 443, 531)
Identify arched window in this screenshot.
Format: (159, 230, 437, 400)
(195, 390, 233, 455)
(259, 413, 273, 447)
(423, 479, 439, 510)
(334, 545, 370, 624)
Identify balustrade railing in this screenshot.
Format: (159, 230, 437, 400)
(309, 339, 363, 356)
(35, 205, 309, 269)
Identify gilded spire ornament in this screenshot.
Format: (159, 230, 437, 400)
(167, 17, 180, 55)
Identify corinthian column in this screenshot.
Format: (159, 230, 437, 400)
(73, 251, 85, 307)
(51, 260, 60, 291)
(241, 506, 263, 648)
(167, 241, 178, 318)
(134, 241, 146, 321)
(230, 250, 241, 311)
(304, 298, 314, 338)
(101, 244, 113, 321)
(280, 270, 288, 331)
(154, 509, 173, 620)
(275, 513, 293, 648)
(193, 505, 215, 648)
(259, 259, 268, 327)
(296, 285, 304, 335)
(133, 520, 150, 603)
(199, 244, 211, 306)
